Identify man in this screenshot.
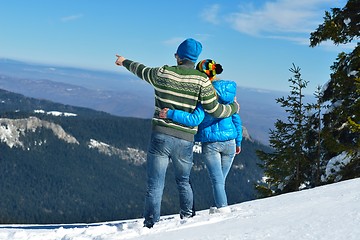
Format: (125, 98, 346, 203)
(115, 38, 238, 228)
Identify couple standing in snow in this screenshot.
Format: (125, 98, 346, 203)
(115, 38, 242, 228)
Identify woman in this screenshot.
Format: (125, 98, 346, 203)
(159, 59, 242, 213)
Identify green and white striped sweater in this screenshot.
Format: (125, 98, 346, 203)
(123, 59, 238, 141)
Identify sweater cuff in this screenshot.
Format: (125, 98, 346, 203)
(123, 59, 132, 68)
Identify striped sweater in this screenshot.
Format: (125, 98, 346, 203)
(122, 59, 238, 141)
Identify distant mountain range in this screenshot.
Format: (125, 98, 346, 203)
(0, 88, 269, 224)
(0, 58, 314, 145)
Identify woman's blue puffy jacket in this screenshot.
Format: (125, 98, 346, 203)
(167, 80, 242, 146)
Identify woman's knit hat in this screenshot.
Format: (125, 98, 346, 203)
(196, 59, 223, 80)
(176, 38, 202, 62)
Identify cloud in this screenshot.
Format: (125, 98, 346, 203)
(267, 35, 356, 50)
(227, 0, 337, 36)
(61, 14, 83, 22)
(201, 0, 346, 45)
(314, 40, 357, 51)
(163, 37, 185, 46)
(200, 4, 220, 25)
(266, 35, 311, 45)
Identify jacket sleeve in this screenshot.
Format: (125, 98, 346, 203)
(232, 113, 243, 146)
(167, 104, 205, 127)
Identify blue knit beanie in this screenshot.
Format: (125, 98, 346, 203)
(176, 38, 202, 62)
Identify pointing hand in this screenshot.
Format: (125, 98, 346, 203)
(115, 55, 126, 66)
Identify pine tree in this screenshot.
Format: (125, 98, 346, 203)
(348, 75, 360, 133)
(256, 64, 313, 195)
(310, 0, 360, 181)
(305, 86, 326, 187)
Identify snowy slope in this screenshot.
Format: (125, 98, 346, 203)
(1, 178, 359, 240)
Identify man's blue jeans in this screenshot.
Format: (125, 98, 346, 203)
(202, 140, 236, 208)
(143, 132, 194, 226)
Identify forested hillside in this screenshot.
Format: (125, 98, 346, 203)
(0, 89, 269, 224)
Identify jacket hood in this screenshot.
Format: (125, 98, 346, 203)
(212, 80, 237, 104)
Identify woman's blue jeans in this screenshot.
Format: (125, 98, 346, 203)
(143, 132, 194, 226)
(202, 140, 236, 208)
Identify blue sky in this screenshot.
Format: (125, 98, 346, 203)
(0, 0, 352, 94)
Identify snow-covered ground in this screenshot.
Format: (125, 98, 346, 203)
(1, 178, 359, 240)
